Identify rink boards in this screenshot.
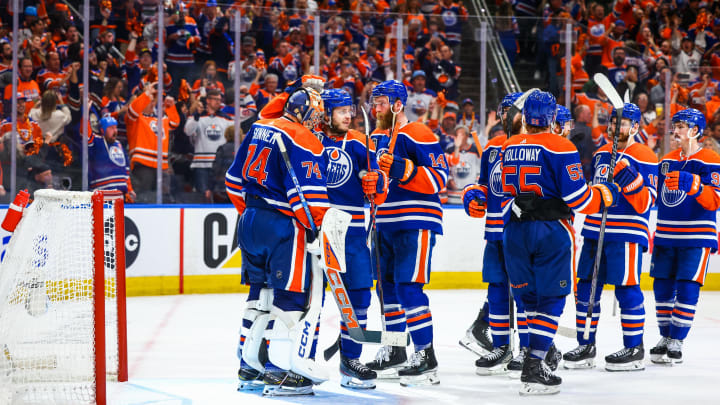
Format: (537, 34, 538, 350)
(1, 205, 718, 295)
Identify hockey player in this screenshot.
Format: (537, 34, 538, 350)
(650, 108, 720, 365)
(563, 103, 658, 371)
(257, 75, 326, 120)
(459, 93, 523, 360)
(88, 116, 136, 202)
(502, 90, 620, 395)
(365, 80, 448, 386)
(552, 105, 574, 138)
(227, 88, 329, 396)
(461, 92, 536, 376)
(317, 89, 388, 389)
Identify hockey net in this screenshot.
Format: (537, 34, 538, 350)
(0, 190, 127, 405)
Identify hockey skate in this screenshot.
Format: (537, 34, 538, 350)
(399, 345, 440, 386)
(262, 369, 314, 396)
(562, 343, 596, 369)
(650, 336, 671, 364)
(545, 344, 561, 371)
(459, 310, 493, 356)
(340, 355, 377, 389)
(237, 360, 264, 392)
(507, 347, 527, 379)
(666, 339, 683, 365)
(365, 346, 407, 379)
(605, 344, 645, 371)
(475, 345, 511, 375)
(519, 357, 561, 395)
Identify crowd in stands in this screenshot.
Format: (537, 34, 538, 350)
(0, 0, 718, 204)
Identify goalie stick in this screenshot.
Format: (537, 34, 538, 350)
(583, 73, 624, 340)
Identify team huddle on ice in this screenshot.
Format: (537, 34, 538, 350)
(224, 74, 720, 397)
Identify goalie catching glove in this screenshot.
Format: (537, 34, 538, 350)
(379, 153, 416, 183)
(613, 158, 643, 195)
(462, 184, 487, 218)
(665, 171, 702, 196)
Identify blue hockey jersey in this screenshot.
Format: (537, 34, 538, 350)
(501, 132, 605, 215)
(320, 129, 385, 235)
(372, 122, 448, 235)
(88, 135, 131, 194)
(225, 118, 329, 230)
(656, 148, 720, 250)
(478, 134, 512, 241)
(582, 142, 658, 248)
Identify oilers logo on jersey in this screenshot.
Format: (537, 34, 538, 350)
(442, 10, 457, 27)
(326, 147, 353, 188)
(205, 124, 223, 142)
(109, 144, 126, 167)
(661, 184, 686, 207)
(489, 160, 504, 197)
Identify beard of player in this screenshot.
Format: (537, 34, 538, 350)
(612, 118, 632, 146)
(376, 107, 395, 130)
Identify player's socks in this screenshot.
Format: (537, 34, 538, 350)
(398, 283, 434, 351)
(650, 336, 671, 364)
(562, 344, 596, 369)
(574, 279, 602, 345)
(616, 285, 645, 349)
(398, 344, 440, 386)
(669, 280, 700, 342)
(487, 283, 511, 347)
(519, 357, 561, 395)
(475, 344, 512, 375)
(340, 355, 377, 389)
(381, 280, 407, 334)
(459, 301, 492, 356)
(605, 343, 645, 371)
(653, 278, 676, 338)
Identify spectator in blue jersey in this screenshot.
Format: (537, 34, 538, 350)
(427, 44, 461, 107)
(432, 0, 469, 62)
(165, 6, 201, 95)
(89, 116, 135, 202)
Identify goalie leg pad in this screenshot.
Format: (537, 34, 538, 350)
(240, 287, 273, 372)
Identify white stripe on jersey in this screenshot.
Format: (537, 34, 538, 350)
(656, 219, 716, 226)
(377, 216, 443, 225)
(381, 199, 442, 209)
(654, 233, 717, 240)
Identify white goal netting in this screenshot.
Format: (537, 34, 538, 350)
(0, 190, 122, 405)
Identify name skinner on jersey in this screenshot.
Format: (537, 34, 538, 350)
(254, 126, 280, 143)
(504, 147, 541, 162)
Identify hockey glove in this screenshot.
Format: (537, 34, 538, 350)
(665, 171, 702, 196)
(613, 158, 643, 195)
(379, 153, 416, 182)
(362, 169, 387, 198)
(593, 182, 620, 209)
(462, 185, 487, 218)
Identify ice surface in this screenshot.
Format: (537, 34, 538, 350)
(109, 290, 720, 404)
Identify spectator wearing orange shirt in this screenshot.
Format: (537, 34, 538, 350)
(600, 20, 626, 69)
(4, 58, 41, 117)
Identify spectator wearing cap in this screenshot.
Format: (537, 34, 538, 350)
(26, 160, 53, 197)
(405, 70, 437, 123)
(435, 111, 457, 153)
(89, 116, 135, 202)
(458, 98, 482, 143)
(675, 36, 702, 83)
(184, 88, 233, 201)
(600, 20, 626, 69)
(3, 58, 41, 117)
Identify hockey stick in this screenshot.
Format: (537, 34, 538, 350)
(323, 106, 388, 361)
(506, 88, 539, 138)
(583, 73, 624, 340)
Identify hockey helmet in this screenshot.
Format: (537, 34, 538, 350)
(284, 88, 324, 130)
(610, 102, 642, 125)
(100, 116, 118, 133)
(523, 91, 556, 128)
(371, 80, 408, 106)
(672, 108, 706, 138)
(321, 89, 354, 119)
